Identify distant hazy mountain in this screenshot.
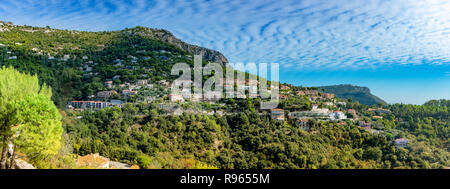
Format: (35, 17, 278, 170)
(319, 84, 386, 105)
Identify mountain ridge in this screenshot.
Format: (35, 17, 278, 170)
(319, 84, 387, 105)
(125, 26, 228, 65)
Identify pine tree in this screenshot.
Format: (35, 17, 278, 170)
(0, 66, 62, 168)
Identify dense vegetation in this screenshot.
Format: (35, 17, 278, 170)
(63, 100, 448, 169)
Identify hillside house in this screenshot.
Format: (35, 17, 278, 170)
(323, 102, 334, 106)
(68, 101, 108, 110)
(296, 90, 306, 96)
(321, 93, 335, 99)
(271, 109, 285, 121)
(122, 90, 137, 96)
(330, 111, 347, 120)
(279, 94, 288, 100)
(104, 81, 113, 88)
(289, 106, 330, 120)
(108, 100, 123, 107)
(280, 85, 290, 90)
(297, 90, 319, 96)
(136, 80, 148, 86)
(97, 91, 117, 99)
(297, 119, 310, 131)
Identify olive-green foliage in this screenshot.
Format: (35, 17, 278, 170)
(64, 101, 449, 169)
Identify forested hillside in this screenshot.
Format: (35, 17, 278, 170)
(64, 100, 449, 169)
(0, 22, 218, 107)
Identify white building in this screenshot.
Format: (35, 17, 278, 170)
(330, 111, 347, 120)
(136, 80, 148, 86)
(289, 106, 330, 120)
(63, 54, 70, 61)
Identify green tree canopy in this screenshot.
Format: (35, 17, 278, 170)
(0, 66, 62, 168)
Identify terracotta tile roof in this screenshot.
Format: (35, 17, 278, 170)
(77, 153, 109, 168)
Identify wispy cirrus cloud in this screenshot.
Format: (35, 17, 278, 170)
(0, 0, 449, 70)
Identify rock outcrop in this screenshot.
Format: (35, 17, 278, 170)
(124, 27, 228, 65)
(14, 159, 35, 169)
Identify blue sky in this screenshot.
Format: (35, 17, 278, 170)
(0, 0, 449, 104)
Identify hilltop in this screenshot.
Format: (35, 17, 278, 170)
(319, 84, 387, 105)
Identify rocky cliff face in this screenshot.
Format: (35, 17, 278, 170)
(125, 27, 228, 65)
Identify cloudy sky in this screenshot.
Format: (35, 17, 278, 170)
(1, 0, 449, 104)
